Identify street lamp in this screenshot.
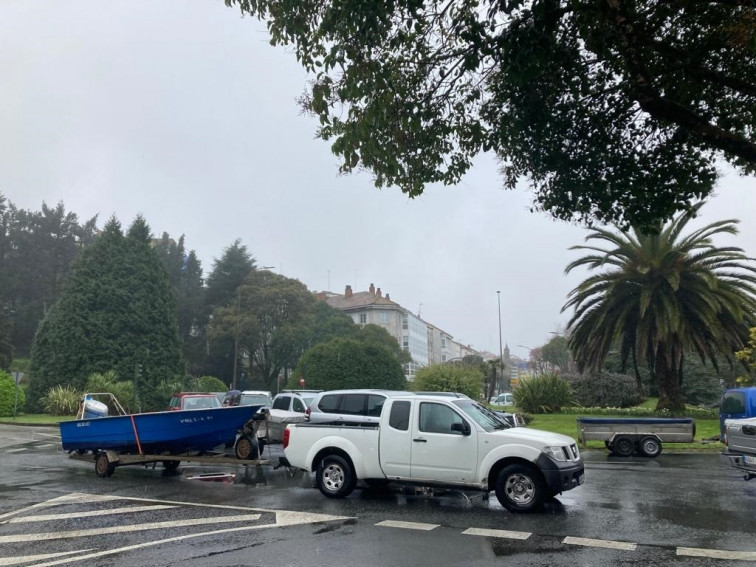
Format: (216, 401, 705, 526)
(497, 291, 504, 392)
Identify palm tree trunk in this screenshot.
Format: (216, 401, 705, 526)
(631, 343, 645, 396)
(654, 346, 685, 411)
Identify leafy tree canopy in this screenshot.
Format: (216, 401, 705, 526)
(413, 363, 484, 400)
(292, 337, 406, 390)
(226, 0, 756, 227)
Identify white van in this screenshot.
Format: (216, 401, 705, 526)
(490, 392, 514, 406)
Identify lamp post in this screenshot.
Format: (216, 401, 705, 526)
(497, 291, 504, 393)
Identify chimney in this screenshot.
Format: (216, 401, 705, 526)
(386, 293, 390, 300)
(316, 292, 327, 301)
(345, 285, 353, 298)
(376, 287, 382, 297)
(369, 283, 375, 295)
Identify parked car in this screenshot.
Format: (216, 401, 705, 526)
(256, 390, 322, 445)
(167, 392, 223, 411)
(306, 389, 406, 425)
(223, 390, 273, 408)
(489, 393, 514, 406)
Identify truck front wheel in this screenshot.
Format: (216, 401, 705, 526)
(495, 464, 546, 513)
(316, 455, 356, 499)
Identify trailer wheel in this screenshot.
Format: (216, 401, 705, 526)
(639, 436, 662, 458)
(162, 460, 180, 471)
(235, 435, 259, 460)
(316, 454, 356, 499)
(612, 435, 635, 457)
(95, 453, 115, 477)
(494, 464, 546, 513)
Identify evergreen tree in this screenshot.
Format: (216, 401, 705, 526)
(29, 216, 185, 412)
(0, 302, 12, 370)
(0, 194, 97, 356)
(153, 234, 208, 375)
(205, 239, 256, 309)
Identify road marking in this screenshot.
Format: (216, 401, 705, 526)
(0, 549, 94, 566)
(678, 547, 756, 561)
(6, 505, 178, 523)
(5, 448, 26, 453)
(562, 536, 638, 551)
(376, 520, 439, 531)
(0, 514, 262, 543)
(563, 536, 637, 551)
(462, 527, 531, 540)
(0, 494, 354, 567)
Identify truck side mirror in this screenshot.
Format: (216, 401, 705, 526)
(451, 422, 471, 436)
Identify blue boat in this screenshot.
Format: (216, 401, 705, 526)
(60, 396, 262, 455)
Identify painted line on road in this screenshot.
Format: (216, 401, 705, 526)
(376, 520, 439, 531)
(678, 547, 756, 561)
(5, 448, 26, 453)
(563, 536, 636, 551)
(462, 527, 531, 540)
(0, 549, 95, 566)
(0, 514, 262, 543)
(6, 504, 178, 523)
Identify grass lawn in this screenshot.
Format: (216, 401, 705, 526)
(0, 414, 74, 425)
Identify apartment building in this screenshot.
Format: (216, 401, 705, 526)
(321, 283, 477, 380)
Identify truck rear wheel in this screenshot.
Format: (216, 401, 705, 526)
(316, 455, 355, 499)
(494, 464, 546, 513)
(612, 435, 635, 457)
(639, 436, 662, 458)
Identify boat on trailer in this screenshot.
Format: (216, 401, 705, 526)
(60, 393, 268, 476)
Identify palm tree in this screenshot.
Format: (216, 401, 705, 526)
(563, 204, 756, 411)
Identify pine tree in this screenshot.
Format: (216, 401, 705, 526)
(30, 216, 185, 412)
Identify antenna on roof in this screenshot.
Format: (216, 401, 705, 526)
(418, 303, 423, 317)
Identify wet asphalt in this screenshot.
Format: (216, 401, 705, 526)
(0, 423, 754, 566)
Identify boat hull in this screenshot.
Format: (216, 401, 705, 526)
(59, 405, 262, 454)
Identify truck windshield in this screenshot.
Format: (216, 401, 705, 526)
(452, 400, 511, 431)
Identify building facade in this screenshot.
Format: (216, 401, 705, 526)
(321, 283, 477, 380)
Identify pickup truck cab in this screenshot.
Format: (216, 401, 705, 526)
(719, 387, 756, 441)
(283, 394, 583, 512)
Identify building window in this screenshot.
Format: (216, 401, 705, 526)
(402, 315, 408, 330)
(359, 313, 367, 324)
(380, 312, 388, 324)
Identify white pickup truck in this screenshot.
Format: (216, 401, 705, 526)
(282, 394, 584, 512)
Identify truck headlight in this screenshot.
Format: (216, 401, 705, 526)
(543, 446, 567, 462)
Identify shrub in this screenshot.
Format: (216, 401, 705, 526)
(0, 371, 25, 416)
(84, 371, 136, 414)
(40, 385, 81, 416)
(513, 373, 574, 414)
(413, 364, 484, 400)
(563, 372, 643, 408)
(191, 375, 228, 393)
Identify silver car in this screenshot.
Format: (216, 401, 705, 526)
(305, 389, 408, 425)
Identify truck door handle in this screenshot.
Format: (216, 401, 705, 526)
(413, 438, 427, 443)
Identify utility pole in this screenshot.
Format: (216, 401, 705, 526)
(497, 291, 504, 392)
(232, 286, 241, 390)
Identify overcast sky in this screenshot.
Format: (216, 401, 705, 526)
(2, 0, 755, 359)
